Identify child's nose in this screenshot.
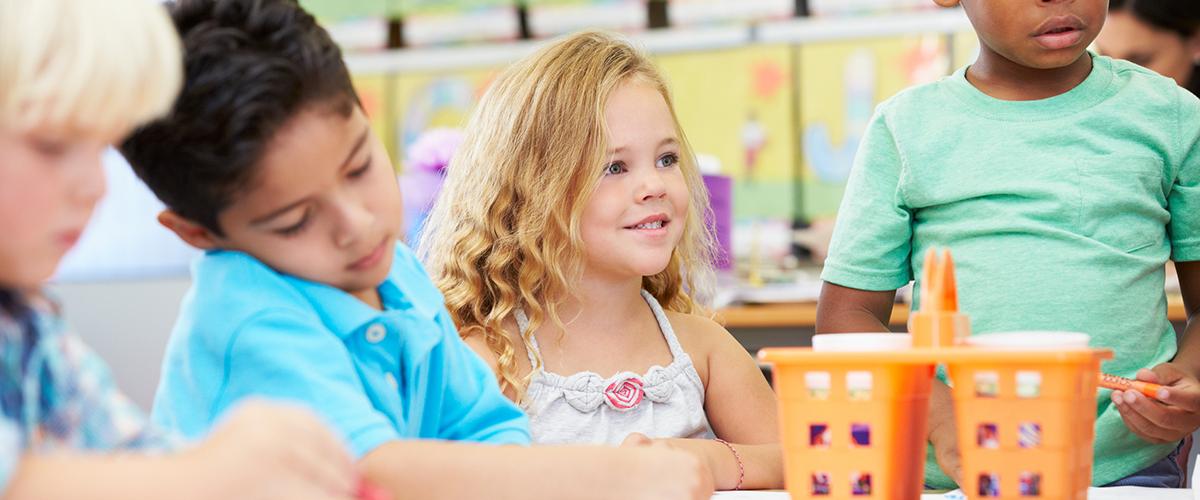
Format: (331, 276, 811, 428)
(636, 169, 667, 202)
(333, 199, 373, 247)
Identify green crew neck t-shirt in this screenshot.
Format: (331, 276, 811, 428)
(822, 54, 1200, 488)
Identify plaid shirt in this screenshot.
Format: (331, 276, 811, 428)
(0, 291, 178, 492)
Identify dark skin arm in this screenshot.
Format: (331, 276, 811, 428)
(816, 282, 962, 485)
(1111, 261, 1200, 444)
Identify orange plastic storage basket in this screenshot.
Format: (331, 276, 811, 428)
(758, 249, 1111, 499)
(759, 349, 938, 499)
(941, 349, 1110, 500)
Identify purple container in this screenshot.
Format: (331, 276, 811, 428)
(702, 174, 733, 270)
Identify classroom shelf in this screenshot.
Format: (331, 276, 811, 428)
(716, 293, 1189, 329)
(756, 8, 969, 44)
(344, 8, 968, 74)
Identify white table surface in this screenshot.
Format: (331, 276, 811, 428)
(711, 487, 1192, 499)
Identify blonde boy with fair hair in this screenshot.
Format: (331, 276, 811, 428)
(0, 1, 363, 498)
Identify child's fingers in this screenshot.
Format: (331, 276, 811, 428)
(1114, 396, 1176, 443)
(289, 442, 359, 496)
(620, 432, 653, 447)
(356, 480, 391, 500)
(938, 453, 963, 484)
(1120, 387, 1196, 432)
(1138, 367, 1167, 384)
(1158, 385, 1200, 412)
(931, 437, 962, 483)
(286, 410, 358, 489)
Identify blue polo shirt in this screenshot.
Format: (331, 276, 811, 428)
(151, 243, 530, 457)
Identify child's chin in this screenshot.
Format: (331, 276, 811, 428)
(633, 259, 673, 278)
(346, 261, 392, 289)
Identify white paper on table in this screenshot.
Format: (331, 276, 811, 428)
(710, 492, 789, 499)
(933, 487, 1191, 500)
(709, 487, 1190, 499)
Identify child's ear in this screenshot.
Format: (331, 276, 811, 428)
(932, 0, 961, 7)
(158, 210, 220, 250)
(1188, 33, 1200, 64)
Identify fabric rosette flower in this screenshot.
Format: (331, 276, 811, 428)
(604, 376, 645, 411)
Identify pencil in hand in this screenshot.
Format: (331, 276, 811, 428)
(1098, 373, 1165, 401)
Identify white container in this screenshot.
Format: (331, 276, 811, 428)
(965, 331, 1090, 350)
(811, 333, 912, 352)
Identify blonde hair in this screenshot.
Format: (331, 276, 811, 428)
(419, 30, 716, 401)
(0, 0, 182, 134)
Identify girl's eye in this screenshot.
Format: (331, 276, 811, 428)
(656, 153, 679, 169)
(603, 162, 626, 176)
(31, 138, 68, 159)
(348, 156, 372, 178)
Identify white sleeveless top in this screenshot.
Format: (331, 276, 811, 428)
(514, 290, 715, 445)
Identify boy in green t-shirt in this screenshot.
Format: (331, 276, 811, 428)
(818, 0, 1200, 489)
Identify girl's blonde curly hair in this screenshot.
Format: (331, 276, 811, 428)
(418, 30, 715, 402)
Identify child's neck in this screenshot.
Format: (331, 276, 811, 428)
(351, 287, 383, 311)
(533, 272, 670, 376)
(967, 49, 1093, 101)
(555, 272, 646, 331)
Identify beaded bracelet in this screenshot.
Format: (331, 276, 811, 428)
(714, 438, 744, 490)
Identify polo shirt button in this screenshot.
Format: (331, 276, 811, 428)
(385, 373, 398, 390)
(365, 324, 387, 344)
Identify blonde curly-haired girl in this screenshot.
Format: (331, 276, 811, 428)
(420, 30, 782, 491)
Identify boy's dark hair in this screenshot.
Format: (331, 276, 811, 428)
(120, 0, 359, 235)
(1110, 0, 1200, 38)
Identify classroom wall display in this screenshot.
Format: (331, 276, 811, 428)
(299, 0, 394, 51)
(524, 0, 648, 39)
(401, 0, 522, 47)
(655, 44, 796, 221)
(391, 68, 499, 172)
(352, 74, 395, 162)
(666, 0, 794, 26)
(656, 45, 796, 266)
(797, 34, 951, 221)
(807, 0, 934, 17)
(391, 67, 501, 243)
(301, 0, 396, 19)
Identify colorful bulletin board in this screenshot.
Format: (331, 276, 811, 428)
(391, 67, 501, 172)
(523, 0, 648, 38)
(655, 44, 796, 221)
(400, 0, 521, 46)
(299, 0, 394, 20)
(352, 74, 395, 163)
(391, 67, 502, 243)
(402, 0, 515, 14)
(797, 34, 951, 220)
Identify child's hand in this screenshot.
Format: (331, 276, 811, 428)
(927, 380, 962, 485)
(190, 400, 361, 500)
(928, 417, 963, 485)
(615, 446, 714, 500)
(1112, 364, 1200, 444)
(619, 432, 655, 447)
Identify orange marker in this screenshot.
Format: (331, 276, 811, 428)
(1098, 373, 1165, 401)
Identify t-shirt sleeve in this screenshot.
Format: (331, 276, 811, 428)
(821, 104, 915, 290)
(432, 326, 530, 445)
(58, 334, 181, 452)
(213, 310, 398, 459)
(0, 414, 18, 494)
(394, 243, 530, 445)
(1170, 88, 1200, 262)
